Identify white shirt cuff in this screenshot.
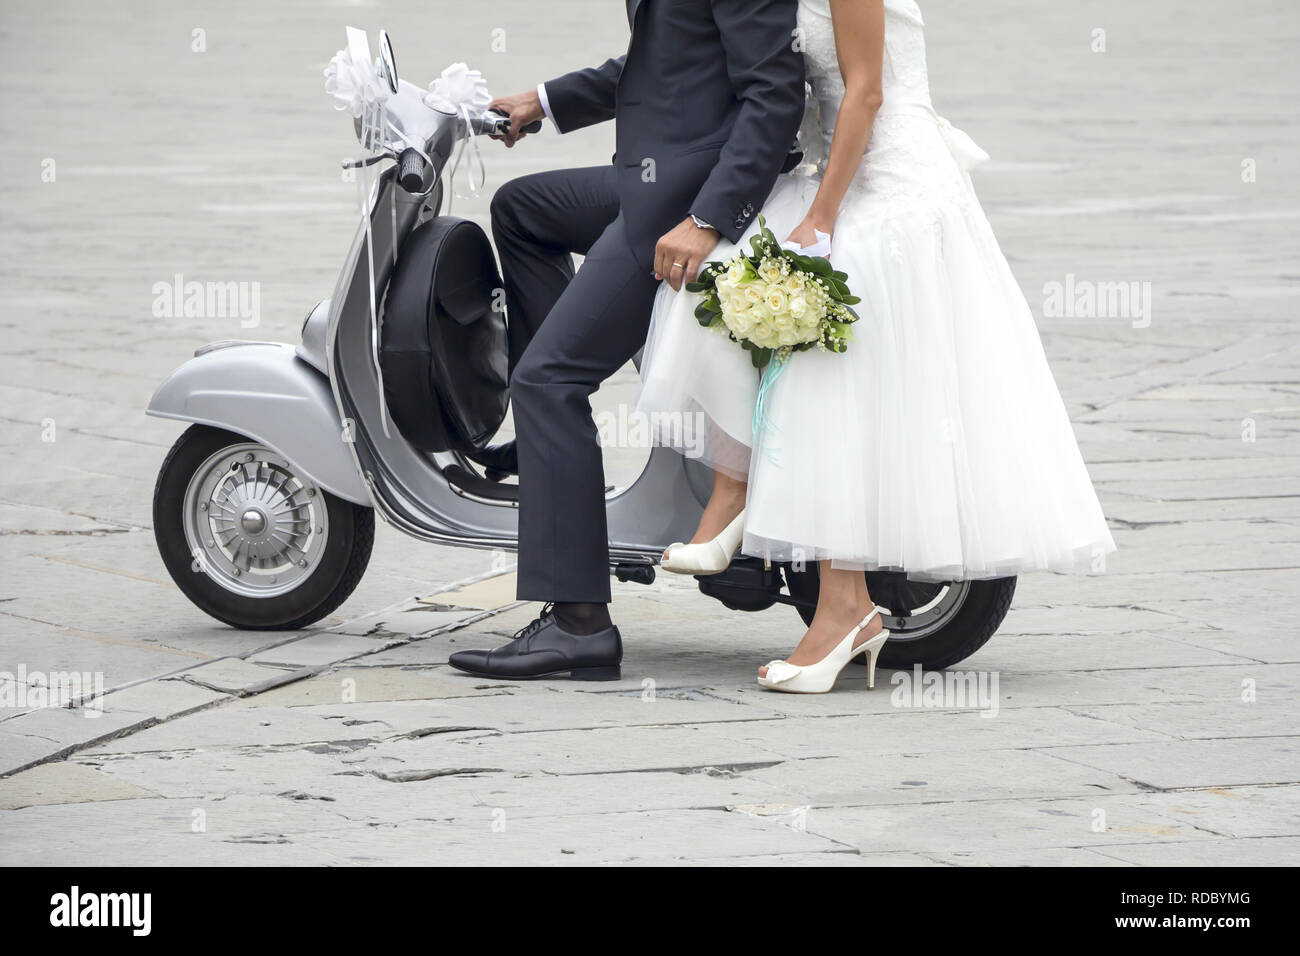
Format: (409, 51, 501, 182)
(536, 82, 561, 133)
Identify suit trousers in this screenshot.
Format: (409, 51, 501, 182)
(490, 164, 662, 603)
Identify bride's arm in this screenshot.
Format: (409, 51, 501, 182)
(786, 0, 885, 249)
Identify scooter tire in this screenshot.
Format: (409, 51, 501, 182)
(153, 425, 374, 630)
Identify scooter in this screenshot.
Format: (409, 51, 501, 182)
(147, 29, 1014, 670)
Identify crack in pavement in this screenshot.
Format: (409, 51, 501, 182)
(369, 767, 503, 782)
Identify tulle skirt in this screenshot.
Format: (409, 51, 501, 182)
(637, 160, 1116, 580)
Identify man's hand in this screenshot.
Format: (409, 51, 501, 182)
(654, 218, 720, 291)
(487, 90, 544, 147)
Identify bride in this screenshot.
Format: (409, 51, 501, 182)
(638, 0, 1116, 693)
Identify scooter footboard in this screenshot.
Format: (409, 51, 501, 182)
(147, 341, 370, 504)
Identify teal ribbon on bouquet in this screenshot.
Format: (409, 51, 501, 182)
(751, 350, 791, 465)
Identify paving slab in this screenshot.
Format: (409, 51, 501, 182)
(170, 657, 314, 696)
(1044, 738, 1300, 790)
(0, 762, 154, 811)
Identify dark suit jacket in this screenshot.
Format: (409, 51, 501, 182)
(543, 0, 805, 253)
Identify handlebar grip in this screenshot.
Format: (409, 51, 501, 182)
(482, 110, 543, 137)
(397, 147, 428, 192)
(398, 148, 426, 192)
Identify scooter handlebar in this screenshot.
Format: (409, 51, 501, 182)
(394, 110, 542, 193)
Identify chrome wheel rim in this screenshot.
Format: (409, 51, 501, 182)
(873, 577, 971, 642)
(182, 443, 329, 598)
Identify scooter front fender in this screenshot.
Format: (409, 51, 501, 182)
(147, 341, 370, 504)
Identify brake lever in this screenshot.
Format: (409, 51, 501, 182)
(341, 149, 397, 170)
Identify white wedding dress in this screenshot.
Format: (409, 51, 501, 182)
(637, 0, 1115, 580)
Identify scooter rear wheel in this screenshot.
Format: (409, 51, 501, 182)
(153, 425, 373, 630)
(785, 567, 1015, 671)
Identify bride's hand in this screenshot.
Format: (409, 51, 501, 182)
(784, 216, 833, 253)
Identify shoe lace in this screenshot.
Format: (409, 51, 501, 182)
(511, 602, 555, 642)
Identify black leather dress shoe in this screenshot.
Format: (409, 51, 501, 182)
(467, 440, 517, 481)
(448, 608, 622, 681)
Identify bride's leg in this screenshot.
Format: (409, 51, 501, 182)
(758, 561, 880, 676)
(688, 468, 747, 544)
(662, 419, 750, 558)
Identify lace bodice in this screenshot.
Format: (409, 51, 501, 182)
(797, 0, 931, 152)
(793, 0, 985, 209)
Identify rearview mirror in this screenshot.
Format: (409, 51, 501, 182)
(378, 30, 399, 94)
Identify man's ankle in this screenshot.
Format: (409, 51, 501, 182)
(553, 601, 613, 635)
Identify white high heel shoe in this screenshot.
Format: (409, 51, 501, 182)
(757, 606, 890, 694)
(660, 509, 745, 575)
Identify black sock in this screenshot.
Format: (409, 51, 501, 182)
(553, 602, 612, 635)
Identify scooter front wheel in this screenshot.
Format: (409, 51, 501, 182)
(153, 425, 373, 630)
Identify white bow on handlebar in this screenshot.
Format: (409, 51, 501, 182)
(324, 29, 391, 145)
(424, 62, 493, 211)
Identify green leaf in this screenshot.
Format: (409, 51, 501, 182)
(749, 347, 772, 369)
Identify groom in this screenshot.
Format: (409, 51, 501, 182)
(448, 0, 804, 681)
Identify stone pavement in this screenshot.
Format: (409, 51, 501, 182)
(1, 0, 1298, 864)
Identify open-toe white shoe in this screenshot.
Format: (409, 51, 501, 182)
(757, 606, 890, 694)
(660, 510, 745, 575)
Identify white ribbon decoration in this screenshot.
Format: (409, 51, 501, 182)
(325, 30, 395, 437)
(424, 62, 493, 212)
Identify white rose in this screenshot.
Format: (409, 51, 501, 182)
(724, 303, 751, 333)
(764, 286, 789, 314)
(715, 281, 736, 309)
(757, 257, 784, 283)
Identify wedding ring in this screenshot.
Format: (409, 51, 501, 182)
(671, 261, 684, 270)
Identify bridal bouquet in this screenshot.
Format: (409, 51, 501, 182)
(686, 216, 859, 369)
